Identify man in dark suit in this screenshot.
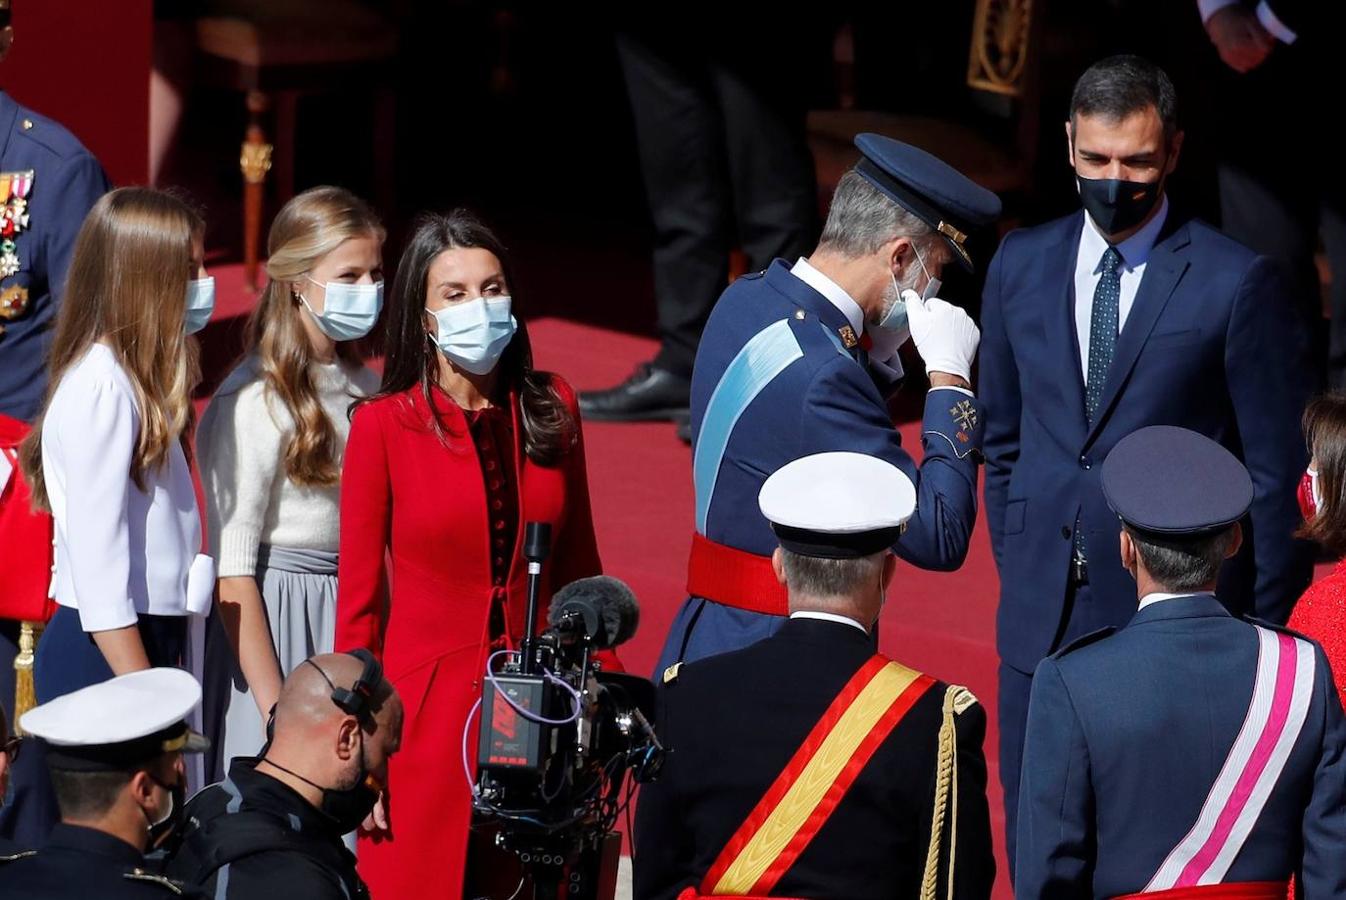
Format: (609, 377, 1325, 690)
(634, 450, 994, 900)
(1198, 0, 1346, 385)
(979, 54, 1312, 869)
(1016, 426, 1346, 899)
(579, 8, 824, 437)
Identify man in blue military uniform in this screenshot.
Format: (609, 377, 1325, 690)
(0, 668, 209, 898)
(0, 1, 111, 421)
(0, 0, 112, 846)
(1016, 426, 1346, 899)
(636, 452, 993, 900)
(657, 133, 1001, 672)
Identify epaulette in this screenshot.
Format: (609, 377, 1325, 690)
(11, 111, 89, 160)
(1244, 616, 1314, 642)
(944, 684, 978, 716)
(124, 870, 187, 894)
(0, 849, 36, 863)
(661, 662, 683, 685)
(1049, 626, 1116, 659)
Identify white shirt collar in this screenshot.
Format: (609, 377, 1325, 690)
(1138, 590, 1215, 610)
(1080, 194, 1170, 273)
(789, 610, 870, 636)
(789, 258, 865, 334)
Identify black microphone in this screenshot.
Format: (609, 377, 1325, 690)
(546, 576, 640, 650)
(520, 522, 553, 674)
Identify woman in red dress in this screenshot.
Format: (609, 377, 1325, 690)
(336, 210, 601, 897)
(1290, 393, 1346, 707)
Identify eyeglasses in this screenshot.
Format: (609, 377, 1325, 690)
(2, 736, 21, 762)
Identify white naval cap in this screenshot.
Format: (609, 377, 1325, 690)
(759, 451, 916, 559)
(20, 668, 209, 771)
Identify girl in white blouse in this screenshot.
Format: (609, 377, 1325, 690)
(196, 186, 382, 774)
(16, 187, 214, 829)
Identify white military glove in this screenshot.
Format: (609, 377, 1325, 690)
(903, 288, 980, 383)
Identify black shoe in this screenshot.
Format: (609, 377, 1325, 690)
(579, 363, 691, 422)
(675, 415, 692, 445)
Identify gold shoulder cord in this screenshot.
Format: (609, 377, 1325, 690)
(920, 685, 976, 900)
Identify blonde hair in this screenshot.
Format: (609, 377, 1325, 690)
(21, 187, 204, 510)
(246, 186, 384, 486)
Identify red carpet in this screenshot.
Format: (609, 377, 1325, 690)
(198, 267, 1012, 897)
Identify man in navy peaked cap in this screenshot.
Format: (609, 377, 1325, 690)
(1016, 426, 1346, 899)
(655, 132, 1002, 674)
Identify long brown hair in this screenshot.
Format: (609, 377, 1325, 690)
(361, 209, 576, 466)
(1298, 393, 1346, 557)
(20, 187, 203, 511)
(243, 186, 384, 486)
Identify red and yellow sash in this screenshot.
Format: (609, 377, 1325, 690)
(696, 655, 935, 898)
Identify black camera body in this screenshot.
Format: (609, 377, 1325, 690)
(471, 525, 662, 900)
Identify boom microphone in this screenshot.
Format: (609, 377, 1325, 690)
(546, 576, 640, 650)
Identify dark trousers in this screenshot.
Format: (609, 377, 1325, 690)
(999, 578, 1097, 881)
(0, 608, 185, 847)
(1211, 32, 1344, 387)
(616, 29, 818, 377)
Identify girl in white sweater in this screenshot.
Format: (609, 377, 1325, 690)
(196, 187, 383, 775)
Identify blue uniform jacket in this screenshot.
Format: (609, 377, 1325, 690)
(656, 259, 984, 671)
(981, 212, 1312, 673)
(1016, 595, 1346, 899)
(0, 91, 110, 422)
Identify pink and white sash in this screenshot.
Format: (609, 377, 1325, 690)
(1143, 626, 1315, 891)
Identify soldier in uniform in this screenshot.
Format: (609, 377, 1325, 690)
(1016, 426, 1346, 899)
(660, 133, 1000, 672)
(0, 668, 208, 898)
(635, 451, 994, 900)
(0, 0, 113, 844)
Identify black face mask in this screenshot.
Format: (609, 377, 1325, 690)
(145, 774, 187, 849)
(1076, 174, 1163, 236)
(263, 730, 382, 835)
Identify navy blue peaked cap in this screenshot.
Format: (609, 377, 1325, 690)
(1102, 426, 1253, 536)
(853, 133, 1003, 271)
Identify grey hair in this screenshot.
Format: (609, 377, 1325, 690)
(819, 170, 937, 259)
(1126, 524, 1237, 593)
(780, 547, 886, 599)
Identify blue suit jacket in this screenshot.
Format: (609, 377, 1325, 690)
(981, 211, 1312, 672)
(0, 91, 110, 423)
(659, 260, 983, 668)
(1016, 595, 1346, 898)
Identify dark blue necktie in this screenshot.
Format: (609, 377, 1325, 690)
(1074, 245, 1124, 571)
(1085, 246, 1123, 424)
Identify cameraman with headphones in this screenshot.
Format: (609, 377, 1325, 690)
(165, 651, 403, 899)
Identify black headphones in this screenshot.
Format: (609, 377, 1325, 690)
(265, 649, 384, 744)
(310, 648, 383, 724)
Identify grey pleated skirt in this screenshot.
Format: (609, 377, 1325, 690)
(203, 545, 339, 783)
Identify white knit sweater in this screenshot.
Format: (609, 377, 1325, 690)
(197, 357, 380, 578)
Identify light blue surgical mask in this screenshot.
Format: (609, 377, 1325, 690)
(184, 276, 215, 335)
(300, 278, 384, 341)
(878, 244, 941, 333)
(426, 296, 517, 375)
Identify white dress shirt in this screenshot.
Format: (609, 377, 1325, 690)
(1138, 590, 1215, 610)
(790, 257, 973, 396)
(1074, 197, 1170, 380)
(42, 343, 213, 632)
(789, 610, 870, 635)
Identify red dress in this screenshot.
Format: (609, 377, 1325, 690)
(1288, 560, 1346, 710)
(336, 378, 601, 899)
